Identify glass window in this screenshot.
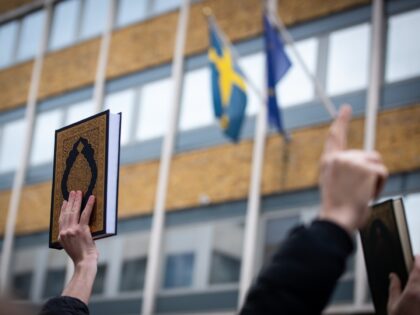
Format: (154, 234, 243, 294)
(0, 21, 18, 68)
(49, 0, 80, 50)
(240, 53, 264, 116)
(327, 23, 370, 95)
(92, 264, 107, 295)
(17, 10, 45, 62)
(0, 118, 25, 173)
(386, 9, 420, 82)
(163, 253, 194, 289)
(136, 78, 172, 140)
(105, 89, 135, 145)
(117, 0, 148, 27)
(12, 272, 32, 300)
(180, 68, 213, 131)
(120, 257, 147, 292)
(209, 251, 240, 285)
(263, 215, 300, 264)
(279, 38, 318, 106)
(43, 269, 66, 298)
(153, 0, 180, 15)
(30, 109, 63, 166)
(80, 0, 110, 39)
(65, 100, 95, 125)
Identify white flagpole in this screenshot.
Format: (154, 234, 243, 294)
(63, 0, 117, 287)
(355, 0, 384, 308)
(0, 0, 53, 294)
(141, 1, 190, 314)
(93, 0, 116, 114)
(269, 10, 337, 118)
(238, 0, 276, 307)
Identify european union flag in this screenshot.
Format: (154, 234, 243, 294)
(208, 20, 247, 142)
(264, 13, 291, 137)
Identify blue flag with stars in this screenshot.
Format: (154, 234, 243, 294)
(208, 20, 247, 142)
(264, 13, 291, 137)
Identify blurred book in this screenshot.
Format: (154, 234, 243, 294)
(360, 198, 413, 315)
(49, 110, 121, 249)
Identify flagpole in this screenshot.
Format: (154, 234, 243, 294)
(355, 0, 384, 308)
(237, 0, 278, 307)
(141, 1, 190, 314)
(0, 0, 53, 294)
(269, 11, 336, 118)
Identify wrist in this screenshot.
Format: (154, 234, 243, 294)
(74, 257, 98, 272)
(319, 207, 357, 235)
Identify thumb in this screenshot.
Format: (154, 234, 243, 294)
(388, 273, 402, 309)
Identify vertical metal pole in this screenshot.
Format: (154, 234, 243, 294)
(355, 0, 384, 308)
(0, 0, 53, 294)
(141, 1, 190, 314)
(93, 0, 116, 113)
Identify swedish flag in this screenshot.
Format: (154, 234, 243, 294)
(208, 20, 247, 142)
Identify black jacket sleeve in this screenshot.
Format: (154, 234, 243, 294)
(239, 220, 354, 315)
(39, 296, 89, 315)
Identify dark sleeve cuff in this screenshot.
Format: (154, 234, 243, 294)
(310, 219, 354, 255)
(39, 296, 89, 315)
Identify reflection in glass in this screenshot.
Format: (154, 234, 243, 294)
(12, 272, 32, 300)
(117, 0, 148, 27)
(0, 119, 25, 173)
(163, 253, 194, 289)
(153, 0, 181, 14)
(386, 9, 420, 82)
(0, 21, 18, 68)
(180, 67, 213, 131)
(31, 110, 63, 166)
(17, 10, 45, 61)
(65, 100, 95, 125)
(49, 0, 80, 50)
(120, 257, 147, 292)
(80, 0, 109, 39)
(43, 269, 66, 298)
(137, 78, 172, 140)
(279, 38, 318, 106)
(105, 89, 135, 145)
(327, 23, 370, 95)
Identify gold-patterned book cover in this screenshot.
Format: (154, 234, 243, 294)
(49, 110, 121, 249)
(360, 198, 413, 315)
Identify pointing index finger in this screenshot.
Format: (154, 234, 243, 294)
(323, 105, 352, 155)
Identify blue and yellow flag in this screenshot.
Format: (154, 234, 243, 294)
(208, 20, 247, 142)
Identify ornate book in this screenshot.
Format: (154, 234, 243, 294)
(49, 110, 121, 249)
(360, 198, 413, 315)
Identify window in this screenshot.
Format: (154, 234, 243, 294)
(180, 67, 213, 131)
(0, 21, 18, 68)
(117, 0, 148, 27)
(65, 100, 95, 125)
(0, 118, 25, 173)
(136, 78, 172, 140)
(12, 272, 32, 300)
(209, 251, 240, 285)
(49, 0, 80, 50)
(279, 38, 318, 106)
(17, 10, 45, 62)
(327, 23, 370, 95)
(80, 0, 110, 40)
(163, 253, 195, 289)
(92, 264, 107, 295)
(240, 53, 264, 116)
(120, 257, 147, 292)
(105, 89, 135, 145)
(43, 269, 66, 298)
(386, 9, 420, 83)
(30, 109, 63, 166)
(152, 0, 181, 15)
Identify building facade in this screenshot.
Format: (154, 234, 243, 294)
(0, 0, 420, 314)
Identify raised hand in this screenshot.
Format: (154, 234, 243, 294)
(319, 105, 388, 233)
